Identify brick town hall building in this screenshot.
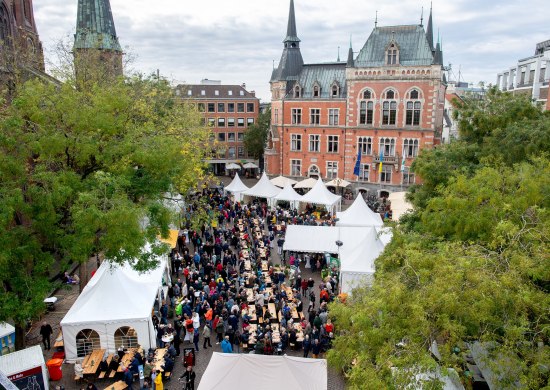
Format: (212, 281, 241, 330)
(266, 1, 446, 192)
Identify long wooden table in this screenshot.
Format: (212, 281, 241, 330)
(117, 347, 143, 372)
(82, 349, 106, 375)
(103, 380, 127, 390)
(152, 348, 166, 372)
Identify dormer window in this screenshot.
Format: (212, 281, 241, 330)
(331, 83, 340, 98)
(386, 43, 399, 65)
(294, 85, 302, 98)
(313, 84, 320, 98)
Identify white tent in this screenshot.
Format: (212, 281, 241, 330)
(300, 178, 341, 213)
(225, 162, 241, 170)
(336, 195, 383, 227)
(339, 226, 386, 294)
(243, 162, 258, 169)
(225, 172, 249, 202)
(294, 177, 318, 189)
(325, 178, 351, 188)
(274, 182, 303, 209)
(198, 352, 327, 390)
(283, 225, 341, 253)
(242, 172, 281, 199)
(388, 191, 413, 221)
(270, 175, 297, 188)
(61, 248, 169, 362)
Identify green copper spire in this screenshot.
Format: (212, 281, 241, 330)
(74, 0, 122, 51)
(284, 0, 300, 44)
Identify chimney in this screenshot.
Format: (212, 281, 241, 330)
(242, 83, 246, 90)
(250, 90, 256, 97)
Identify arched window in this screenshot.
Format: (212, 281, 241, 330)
(357, 136, 372, 155)
(308, 165, 320, 179)
(386, 43, 399, 65)
(313, 84, 320, 98)
(382, 90, 397, 125)
(405, 89, 422, 126)
(294, 85, 301, 98)
(379, 138, 396, 157)
(76, 329, 100, 358)
(359, 89, 375, 125)
(114, 326, 138, 350)
(331, 83, 339, 97)
(403, 139, 419, 157)
(0, 4, 11, 44)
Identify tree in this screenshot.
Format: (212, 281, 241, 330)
(328, 91, 550, 388)
(244, 107, 270, 161)
(0, 74, 210, 349)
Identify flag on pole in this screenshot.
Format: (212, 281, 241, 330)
(378, 151, 384, 173)
(353, 148, 362, 176)
(401, 151, 406, 172)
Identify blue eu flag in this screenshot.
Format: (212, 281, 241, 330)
(353, 148, 362, 176)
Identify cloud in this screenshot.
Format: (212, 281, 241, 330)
(34, 0, 549, 100)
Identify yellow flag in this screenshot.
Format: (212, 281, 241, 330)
(378, 162, 383, 173)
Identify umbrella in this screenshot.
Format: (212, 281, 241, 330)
(243, 162, 259, 169)
(294, 177, 318, 189)
(225, 162, 241, 170)
(270, 175, 298, 188)
(325, 178, 351, 188)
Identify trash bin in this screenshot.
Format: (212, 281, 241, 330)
(46, 358, 63, 381)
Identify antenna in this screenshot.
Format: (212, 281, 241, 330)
(375, 10, 378, 27)
(420, 6, 424, 26)
(337, 46, 340, 62)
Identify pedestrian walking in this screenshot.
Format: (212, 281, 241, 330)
(40, 322, 53, 350)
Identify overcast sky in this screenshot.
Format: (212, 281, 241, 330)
(34, 0, 548, 102)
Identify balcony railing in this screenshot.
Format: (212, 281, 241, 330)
(373, 153, 399, 164)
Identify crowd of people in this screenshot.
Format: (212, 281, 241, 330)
(152, 188, 339, 372)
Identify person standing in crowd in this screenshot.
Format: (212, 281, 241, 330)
(40, 321, 53, 350)
(180, 366, 196, 390)
(221, 335, 233, 353)
(202, 324, 212, 349)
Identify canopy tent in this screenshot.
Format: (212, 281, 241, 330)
(242, 172, 281, 199)
(273, 182, 303, 209)
(270, 175, 298, 188)
(294, 177, 318, 189)
(225, 162, 241, 170)
(158, 229, 179, 249)
(242, 162, 258, 169)
(325, 178, 351, 188)
(336, 195, 383, 227)
(198, 352, 327, 390)
(388, 191, 413, 221)
(283, 225, 341, 253)
(224, 172, 249, 202)
(300, 178, 341, 213)
(339, 226, 386, 294)
(60, 246, 169, 362)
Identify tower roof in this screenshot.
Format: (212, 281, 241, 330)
(284, 0, 300, 43)
(74, 0, 122, 51)
(271, 0, 304, 82)
(346, 38, 354, 67)
(355, 25, 434, 67)
(426, 3, 434, 51)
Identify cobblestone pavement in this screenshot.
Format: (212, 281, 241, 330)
(30, 177, 347, 390)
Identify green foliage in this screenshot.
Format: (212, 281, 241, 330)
(0, 75, 210, 344)
(244, 107, 270, 159)
(329, 91, 550, 388)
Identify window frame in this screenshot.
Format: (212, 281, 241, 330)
(328, 109, 339, 126)
(327, 135, 339, 153)
(291, 159, 302, 176)
(309, 134, 320, 152)
(357, 136, 373, 156)
(309, 108, 321, 125)
(290, 133, 302, 151)
(291, 108, 302, 125)
(326, 161, 338, 179)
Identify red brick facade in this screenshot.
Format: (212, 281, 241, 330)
(266, 2, 446, 191)
(178, 82, 260, 175)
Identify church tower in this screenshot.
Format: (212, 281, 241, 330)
(73, 0, 123, 82)
(266, 0, 304, 175)
(1, 0, 44, 87)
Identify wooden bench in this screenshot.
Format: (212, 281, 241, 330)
(109, 369, 117, 379)
(98, 354, 114, 379)
(53, 330, 64, 349)
(164, 371, 172, 381)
